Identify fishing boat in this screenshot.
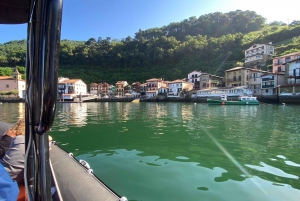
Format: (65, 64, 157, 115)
(207, 95, 260, 105)
(0, 0, 127, 200)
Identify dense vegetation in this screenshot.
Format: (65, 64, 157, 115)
(1, 10, 300, 86)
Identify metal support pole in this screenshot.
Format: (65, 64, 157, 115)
(25, 0, 63, 200)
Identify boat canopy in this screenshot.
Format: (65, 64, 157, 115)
(0, 0, 32, 24)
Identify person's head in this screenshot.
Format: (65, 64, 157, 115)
(7, 118, 25, 137)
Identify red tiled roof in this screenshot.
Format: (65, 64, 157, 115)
(0, 76, 25, 81)
(0, 76, 13, 80)
(60, 79, 82, 83)
(146, 78, 163, 82)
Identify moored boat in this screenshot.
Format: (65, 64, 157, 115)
(207, 95, 260, 105)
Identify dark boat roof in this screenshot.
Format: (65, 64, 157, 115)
(0, 0, 31, 24)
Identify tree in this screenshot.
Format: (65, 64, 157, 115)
(0, 67, 13, 76)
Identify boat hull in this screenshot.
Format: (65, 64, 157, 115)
(207, 99, 260, 105)
(0, 121, 122, 201)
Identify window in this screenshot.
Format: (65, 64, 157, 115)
(6, 84, 9, 88)
(277, 67, 281, 72)
(293, 68, 300, 77)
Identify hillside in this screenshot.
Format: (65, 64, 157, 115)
(0, 10, 300, 86)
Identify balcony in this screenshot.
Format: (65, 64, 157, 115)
(262, 84, 274, 88)
(211, 80, 219, 84)
(262, 77, 274, 81)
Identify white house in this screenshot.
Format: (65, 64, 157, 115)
(158, 86, 168, 94)
(244, 43, 274, 67)
(168, 79, 193, 97)
(58, 79, 87, 100)
(188, 71, 202, 89)
(261, 73, 285, 96)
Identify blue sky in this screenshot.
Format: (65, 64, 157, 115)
(1, 0, 299, 43)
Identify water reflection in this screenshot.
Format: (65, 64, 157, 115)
(0, 102, 24, 123)
(2, 102, 300, 201)
(55, 103, 87, 131)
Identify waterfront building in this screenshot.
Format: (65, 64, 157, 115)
(140, 83, 147, 97)
(248, 68, 268, 97)
(244, 43, 274, 67)
(115, 81, 128, 97)
(225, 67, 250, 87)
(132, 82, 141, 93)
(260, 73, 285, 99)
(284, 58, 300, 85)
(199, 73, 224, 90)
(158, 86, 168, 95)
(90, 83, 98, 95)
(167, 79, 193, 97)
(275, 58, 300, 96)
(90, 82, 110, 96)
(0, 68, 25, 98)
(145, 78, 166, 98)
(196, 86, 253, 98)
(187, 71, 202, 90)
(124, 85, 132, 95)
(58, 79, 87, 100)
(107, 85, 116, 96)
(272, 52, 300, 74)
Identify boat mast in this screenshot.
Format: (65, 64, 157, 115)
(25, 0, 63, 200)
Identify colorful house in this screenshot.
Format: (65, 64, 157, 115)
(145, 78, 166, 98)
(272, 52, 300, 74)
(115, 81, 128, 97)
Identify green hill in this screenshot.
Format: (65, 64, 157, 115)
(0, 10, 299, 86)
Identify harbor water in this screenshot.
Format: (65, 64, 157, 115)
(1, 102, 300, 201)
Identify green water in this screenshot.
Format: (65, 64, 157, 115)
(1, 102, 300, 201)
